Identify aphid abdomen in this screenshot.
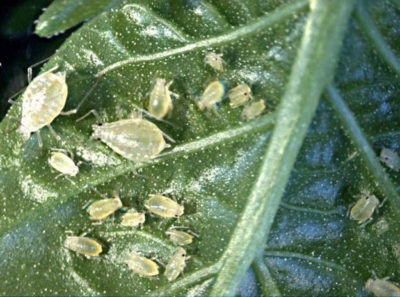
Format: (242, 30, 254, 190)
(366, 278, 400, 297)
(144, 195, 184, 218)
(48, 152, 79, 176)
(228, 84, 252, 108)
(148, 79, 173, 119)
(64, 236, 102, 257)
(242, 100, 265, 120)
(87, 197, 123, 221)
(198, 80, 225, 110)
(121, 209, 146, 227)
(166, 229, 193, 246)
(164, 247, 187, 281)
(92, 119, 167, 161)
(19, 72, 67, 139)
(125, 254, 159, 277)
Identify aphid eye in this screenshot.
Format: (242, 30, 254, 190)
(97, 123, 103, 126)
(181, 253, 186, 257)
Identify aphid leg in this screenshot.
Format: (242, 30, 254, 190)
(131, 103, 177, 128)
(7, 89, 25, 104)
(76, 109, 102, 123)
(36, 130, 43, 149)
(360, 217, 373, 228)
(378, 197, 388, 209)
(26, 56, 54, 83)
(166, 80, 179, 99)
(47, 124, 61, 141)
(82, 199, 94, 210)
(61, 79, 100, 116)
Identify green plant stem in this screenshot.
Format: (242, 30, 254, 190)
(252, 256, 281, 297)
(209, 1, 356, 295)
(325, 84, 400, 216)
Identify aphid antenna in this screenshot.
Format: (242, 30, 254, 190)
(131, 103, 178, 129)
(26, 56, 54, 83)
(62, 78, 100, 116)
(47, 124, 62, 141)
(169, 226, 200, 237)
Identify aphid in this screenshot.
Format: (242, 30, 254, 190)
(121, 208, 146, 227)
(365, 276, 400, 297)
(48, 151, 79, 176)
(18, 65, 68, 141)
(198, 80, 226, 111)
(144, 194, 184, 218)
(205, 52, 224, 71)
(92, 118, 168, 161)
(350, 192, 380, 224)
(125, 254, 159, 277)
(379, 148, 400, 171)
(64, 236, 102, 257)
(164, 247, 187, 281)
(242, 100, 266, 121)
(87, 195, 123, 221)
(166, 228, 194, 246)
(148, 79, 178, 119)
(228, 84, 253, 108)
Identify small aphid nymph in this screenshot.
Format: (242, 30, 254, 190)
(242, 100, 266, 120)
(48, 151, 79, 176)
(166, 228, 194, 246)
(64, 236, 102, 257)
(144, 194, 184, 218)
(379, 148, 400, 171)
(125, 254, 159, 277)
(92, 118, 168, 161)
(350, 192, 380, 224)
(198, 80, 226, 111)
(164, 247, 187, 281)
(148, 78, 177, 119)
(228, 84, 253, 108)
(18, 66, 68, 141)
(121, 208, 146, 227)
(87, 195, 123, 221)
(205, 52, 224, 71)
(365, 276, 400, 297)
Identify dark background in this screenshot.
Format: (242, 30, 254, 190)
(0, 0, 70, 120)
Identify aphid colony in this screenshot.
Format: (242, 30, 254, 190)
(64, 193, 193, 282)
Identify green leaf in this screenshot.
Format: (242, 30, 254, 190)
(1, 0, 400, 296)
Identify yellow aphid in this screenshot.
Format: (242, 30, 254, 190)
(365, 276, 400, 297)
(242, 100, 266, 121)
(148, 79, 177, 119)
(64, 236, 102, 257)
(379, 148, 400, 171)
(87, 196, 123, 221)
(125, 254, 159, 277)
(228, 84, 253, 108)
(166, 228, 194, 246)
(164, 247, 187, 282)
(350, 192, 380, 224)
(205, 52, 224, 71)
(121, 208, 146, 227)
(92, 119, 168, 161)
(48, 151, 79, 176)
(18, 66, 68, 141)
(198, 80, 226, 110)
(144, 194, 184, 218)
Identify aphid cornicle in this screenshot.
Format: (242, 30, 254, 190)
(205, 52, 224, 71)
(64, 236, 102, 257)
(148, 79, 177, 119)
(87, 195, 123, 221)
(121, 208, 146, 227)
(164, 247, 187, 282)
(365, 276, 400, 297)
(92, 118, 168, 161)
(125, 254, 159, 277)
(48, 151, 79, 176)
(379, 148, 400, 171)
(18, 65, 68, 141)
(166, 228, 194, 246)
(350, 192, 380, 224)
(242, 100, 266, 121)
(144, 194, 184, 218)
(228, 84, 253, 108)
(198, 80, 226, 111)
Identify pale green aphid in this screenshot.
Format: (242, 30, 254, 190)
(350, 192, 380, 224)
(64, 236, 102, 257)
(166, 228, 194, 246)
(379, 148, 400, 171)
(242, 100, 266, 121)
(164, 247, 187, 282)
(92, 118, 169, 161)
(18, 66, 68, 141)
(125, 254, 159, 277)
(148, 79, 178, 119)
(48, 151, 79, 176)
(228, 84, 253, 108)
(365, 276, 400, 297)
(87, 195, 123, 221)
(198, 80, 226, 110)
(144, 194, 184, 218)
(205, 52, 224, 71)
(121, 208, 146, 227)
